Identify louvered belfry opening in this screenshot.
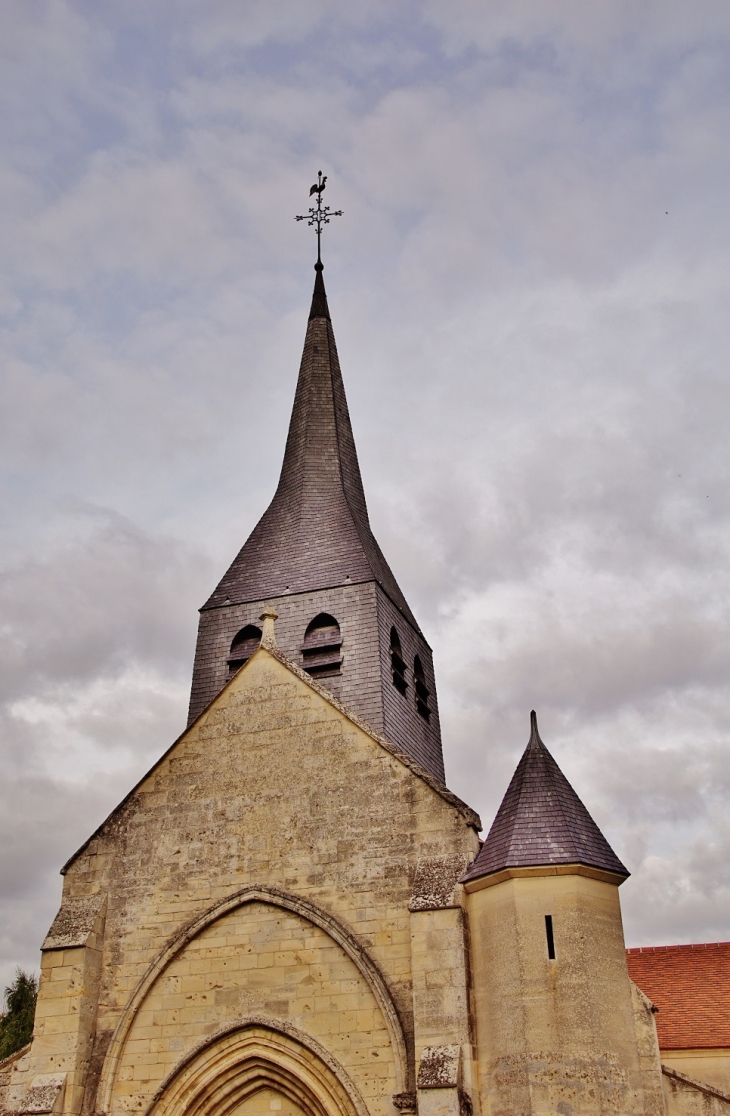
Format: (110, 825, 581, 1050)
(227, 625, 262, 673)
(390, 627, 407, 695)
(414, 654, 431, 721)
(301, 613, 342, 677)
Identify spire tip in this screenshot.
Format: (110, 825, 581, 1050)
(309, 261, 331, 320)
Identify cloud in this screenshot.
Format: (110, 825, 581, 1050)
(1, 2, 730, 984)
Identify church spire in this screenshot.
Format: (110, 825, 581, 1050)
(201, 262, 419, 628)
(188, 182, 444, 781)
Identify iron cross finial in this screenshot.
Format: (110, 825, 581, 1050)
(295, 171, 343, 266)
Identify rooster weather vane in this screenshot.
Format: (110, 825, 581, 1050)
(295, 171, 343, 265)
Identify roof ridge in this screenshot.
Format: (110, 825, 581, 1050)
(540, 735, 593, 863)
(526, 714, 595, 864)
(500, 748, 534, 864)
(627, 942, 730, 953)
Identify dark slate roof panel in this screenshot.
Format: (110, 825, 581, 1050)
(463, 712, 628, 882)
(202, 265, 421, 633)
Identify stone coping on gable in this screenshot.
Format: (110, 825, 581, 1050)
(662, 1064, 730, 1104)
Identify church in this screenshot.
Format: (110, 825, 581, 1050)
(1, 217, 729, 1116)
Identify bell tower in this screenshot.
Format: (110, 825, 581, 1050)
(188, 199, 445, 781)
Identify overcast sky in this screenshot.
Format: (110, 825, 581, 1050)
(2, 0, 730, 987)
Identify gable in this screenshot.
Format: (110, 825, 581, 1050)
(64, 645, 478, 878)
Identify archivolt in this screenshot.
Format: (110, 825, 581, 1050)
(97, 885, 408, 1112)
(146, 1019, 368, 1116)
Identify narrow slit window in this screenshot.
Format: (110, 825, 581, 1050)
(301, 614, 342, 677)
(390, 628, 407, 695)
(545, 915, 555, 960)
(413, 655, 431, 721)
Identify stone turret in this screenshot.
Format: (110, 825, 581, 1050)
(463, 713, 662, 1116)
(188, 261, 445, 781)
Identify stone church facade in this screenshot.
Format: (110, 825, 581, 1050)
(1, 263, 729, 1116)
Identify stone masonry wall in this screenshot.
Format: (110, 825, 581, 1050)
(112, 901, 397, 1116)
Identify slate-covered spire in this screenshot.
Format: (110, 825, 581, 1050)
(202, 263, 420, 631)
(463, 711, 628, 883)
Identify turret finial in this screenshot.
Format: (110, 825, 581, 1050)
(529, 710, 542, 748)
(259, 606, 278, 648)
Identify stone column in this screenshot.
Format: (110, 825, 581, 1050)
(409, 856, 476, 1116)
(23, 896, 107, 1116)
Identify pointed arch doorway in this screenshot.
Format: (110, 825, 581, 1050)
(147, 1021, 369, 1116)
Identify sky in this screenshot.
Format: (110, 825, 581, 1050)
(2, 0, 730, 987)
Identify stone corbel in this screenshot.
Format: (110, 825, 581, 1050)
(409, 857, 469, 911)
(42, 894, 106, 952)
(18, 1073, 66, 1115)
(417, 1046, 461, 1089)
(417, 1046, 470, 1116)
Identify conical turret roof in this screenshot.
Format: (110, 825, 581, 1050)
(463, 712, 628, 883)
(203, 264, 420, 632)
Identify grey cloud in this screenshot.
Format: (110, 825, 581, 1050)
(0, 769, 142, 988)
(0, 508, 206, 694)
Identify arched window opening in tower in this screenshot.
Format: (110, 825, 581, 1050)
(301, 613, 342, 677)
(414, 655, 431, 721)
(227, 625, 262, 673)
(390, 627, 407, 695)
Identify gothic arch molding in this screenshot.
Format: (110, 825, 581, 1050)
(146, 1018, 369, 1116)
(97, 885, 408, 1112)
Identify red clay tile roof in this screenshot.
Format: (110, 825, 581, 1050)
(626, 942, 730, 1050)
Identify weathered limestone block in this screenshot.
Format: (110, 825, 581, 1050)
(18, 1074, 66, 1115)
(1, 898, 107, 1116)
(409, 906, 474, 1112)
(31, 896, 106, 1116)
(409, 858, 468, 913)
(416, 1046, 471, 1116)
(0, 1046, 33, 1116)
(409, 852, 475, 1116)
